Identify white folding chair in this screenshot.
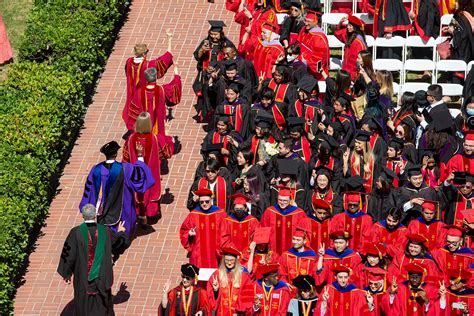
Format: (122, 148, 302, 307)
(400, 82, 430, 94)
(449, 108, 462, 119)
(393, 82, 400, 96)
(330, 57, 343, 70)
(352, 13, 374, 26)
(321, 13, 348, 34)
(276, 13, 288, 25)
(439, 14, 453, 37)
(467, 61, 474, 73)
(318, 81, 327, 93)
(402, 36, 436, 84)
(434, 36, 450, 62)
(405, 36, 437, 62)
(435, 59, 468, 83)
(365, 35, 375, 56)
(373, 37, 406, 84)
(327, 34, 345, 69)
(439, 83, 464, 98)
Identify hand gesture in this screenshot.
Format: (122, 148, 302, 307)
(415, 112, 424, 123)
(192, 191, 199, 202)
(409, 11, 415, 20)
(461, 302, 469, 313)
(322, 286, 330, 302)
(195, 311, 203, 316)
(411, 197, 424, 206)
(446, 172, 455, 182)
(366, 291, 374, 305)
(417, 289, 428, 303)
(384, 32, 393, 39)
(422, 155, 429, 167)
(211, 68, 220, 80)
(211, 275, 219, 291)
(343, 147, 350, 162)
(249, 241, 257, 252)
(258, 71, 265, 84)
(390, 276, 398, 294)
(318, 122, 326, 131)
(135, 142, 143, 156)
(189, 227, 196, 236)
(166, 29, 173, 39)
(163, 279, 171, 294)
(438, 280, 446, 297)
(318, 243, 325, 257)
(173, 61, 179, 75)
(254, 295, 262, 309)
(276, 53, 285, 63)
(118, 220, 126, 233)
(63, 276, 71, 285)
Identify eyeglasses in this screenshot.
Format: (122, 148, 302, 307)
(348, 203, 359, 207)
(205, 169, 217, 174)
(234, 208, 246, 212)
(395, 130, 404, 134)
(181, 275, 193, 281)
(446, 240, 460, 245)
(458, 184, 472, 189)
(200, 200, 212, 204)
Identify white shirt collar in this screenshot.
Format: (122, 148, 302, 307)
(84, 220, 96, 223)
(133, 56, 144, 63)
(105, 159, 115, 164)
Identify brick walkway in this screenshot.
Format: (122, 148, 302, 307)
(13, 0, 239, 314)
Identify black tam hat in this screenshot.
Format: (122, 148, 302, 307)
(181, 263, 199, 279)
(208, 20, 226, 32)
(100, 141, 121, 157)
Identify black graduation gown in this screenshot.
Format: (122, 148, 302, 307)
(367, 187, 395, 222)
(57, 223, 128, 316)
(236, 188, 271, 220)
(442, 184, 474, 225)
(193, 163, 232, 183)
(413, 0, 440, 40)
(231, 164, 269, 197)
(452, 12, 474, 63)
(213, 99, 251, 140)
(306, 188, 343, 214)
(279, 16, 305, 46)
(202, 130, 241, 171)
(269, 153, 310, 190)
(261, 79, 298, 109)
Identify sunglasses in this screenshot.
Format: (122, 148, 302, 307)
(205, 169, 217, 173)
(200, 200, 212, 204)
(348, 203, 359, 207)
(181, 275, 193, 281)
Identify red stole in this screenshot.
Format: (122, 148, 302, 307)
(250, 135, 276, 164)
(267, 79, 289, 103)
(202, 50, 225, 71)
(198, 177, 227, 210)
(298, 137, 311, 164)
(223, 103, 243, 134)
(313, 189, 335, 206)
(294, 100, 304, 117)
(304, 104, 318, 133)
(386, 159, 406, 188)
(314, 157, 335, 171)
(271, 105, 286, 131)
(212, 132, 230, 165)
(351, 154, 374, 192)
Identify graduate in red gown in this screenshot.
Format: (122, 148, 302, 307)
(436, 268, 474, 315)
(279, 225, 318, 284)
(385, 263, 439, 316)
(433, 226, 474, 282)
(307, 198, 332, 253)
(407, 200, 445, 251)
(207, 246, 252, 316)
(260, 186, 310, 255)
(369, 208, 408, 257)
(296, 11, 329, 80)
(330, 191, 373, 252)
(159, 264, 209, 316)
(122, 112, 170, 224)
(442, 172, 474, 226)
(334, 15, 368, 81)
(241, 227, 280, 280)
(236, 263, 292, 315)
(363, 268, 392, 316)
(129, 65, 182, 137)
(315, 264, 371, 316)
(353, 243, 389, 289)
(180, 188, 230, 268)
(224, 194, 260, 253)
(442, 133, 474, 182)
(316, 231, 363, 286)
(123, 34, 174, 134)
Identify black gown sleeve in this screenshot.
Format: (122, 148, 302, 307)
(57, 228, 78, 279)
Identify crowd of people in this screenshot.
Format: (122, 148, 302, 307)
(56, 0, 474, 315)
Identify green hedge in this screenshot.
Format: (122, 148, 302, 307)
(0, 0, 129, 313)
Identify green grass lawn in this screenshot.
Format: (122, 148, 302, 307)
(0, 0, 33, 79)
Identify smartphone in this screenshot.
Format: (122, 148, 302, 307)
(452, 302, 465, 310)
(317, 60, 322, 73)
(203, 39, 210, 47)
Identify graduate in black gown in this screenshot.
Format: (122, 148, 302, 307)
(287, 275, 319, 315)
(57, 204, 130, 316)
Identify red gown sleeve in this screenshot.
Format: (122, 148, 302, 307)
(226, 0, 242, 13)
(149, 51, 174, 79)
(206, 271, 220, 311)
(334, 26, 348, 43)
(162, 74, 182, 107)
(180, 214, 196, 251)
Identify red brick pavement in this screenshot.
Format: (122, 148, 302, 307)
(13, 0, 239, 314)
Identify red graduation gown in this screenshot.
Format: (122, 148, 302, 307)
(308, 215, 332, 253)
(242, 280, 292, 316)
(207, 269, 252, 316)
(432, 247, 474, 281)
(315, 283, 369, 316)
(318, 248, 363, 286)
(330, 211, 373, 252)
(388, 254, 442, 284)
(122, 132, 166, 217)
(407, 218, 445, 251)
(443, 154, 474, 183)
(260, 205, 310, 255)
(235, 7, 276, 49)
(369, 221, 407, 257)
(435, 289, 474, 315)
(334, 28, 367, 81)
(241, 250, 280, 281)
(180, 206, 230, 268)
(123, 52, 173, 130)
(159, 285, 209, 316)
(252, 39, 285, 80)
(386, 282, 438, 316)
(296, 27, 329, 81)
(224, 214, 260, 254)
(278, 247, 318, 283)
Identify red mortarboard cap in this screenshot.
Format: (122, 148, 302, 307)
(194, 188, 213, 197)
(348, 15, 365, 30)
(363, 243, 387, 259)
(346, 191, 362, 203)
(229, 193, 251, 206)
(330, 230, 352, 240)
(447, 268, 471, 281)
(222, 245, 242, 257)
(405, 263, 427, 275)
(366, 267, 387, 281)
(277, 185, 292, 197)
(257, 263, 280, 276)
(331, 264, 352, 274)
(465, 130, 474, 141)
(293, 223, 309, 238)
(253, 227, 272, 244)
(421, 200, 437, 212)
(444, 225, 466, 237)
(262, 22, 279, 33)
(305, 10, 320, 21)
(461, 209, 474, 223)
(311, 198, 331, 211)
(406, 233, 428, 244)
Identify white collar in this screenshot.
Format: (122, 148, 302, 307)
(105, 159, 115, 163)
(84, 220, 96, 223)
(133, 57, 144, 63)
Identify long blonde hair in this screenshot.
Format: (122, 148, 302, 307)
(376, 70, 394, 99)
(352, 140, 373, 175)
(218, 257, 243, 288)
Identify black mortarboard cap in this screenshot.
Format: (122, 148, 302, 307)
(287, 116, 305, 127)
(467, 173, 474, 183)
(227, 82, 242, 93)
(318, 134, 338, 150)
(255, 111, 274, 128)
(355, 130, 371, 142)
(415, 90, 428, 107)
(209, 60, 219, 68)
(363, 116, 383, 133)
(223, 59, 238, 70)
(297, 75, 318, 93)
(208, 20, 226, 31)
(290, 0, 303, 8)
(406, 164, 422, 177)
(100, 141, 121, 156)
(202, 143, 224, 153)
(217, 113, 232, 124)
(278, 159, 298, 176)
(315, 165, 333, 178)
(292, 275, 315, 290)
(380, 167, 398, 184)
(337, 93, 352, 108)
(388, 138, 404, 151)
(342, 176, 366, 192)
(400, 117, 416, 129)
(181, 263, 199, 279)
(430, 110, 453, 132)
(453, 171, 467, 185)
